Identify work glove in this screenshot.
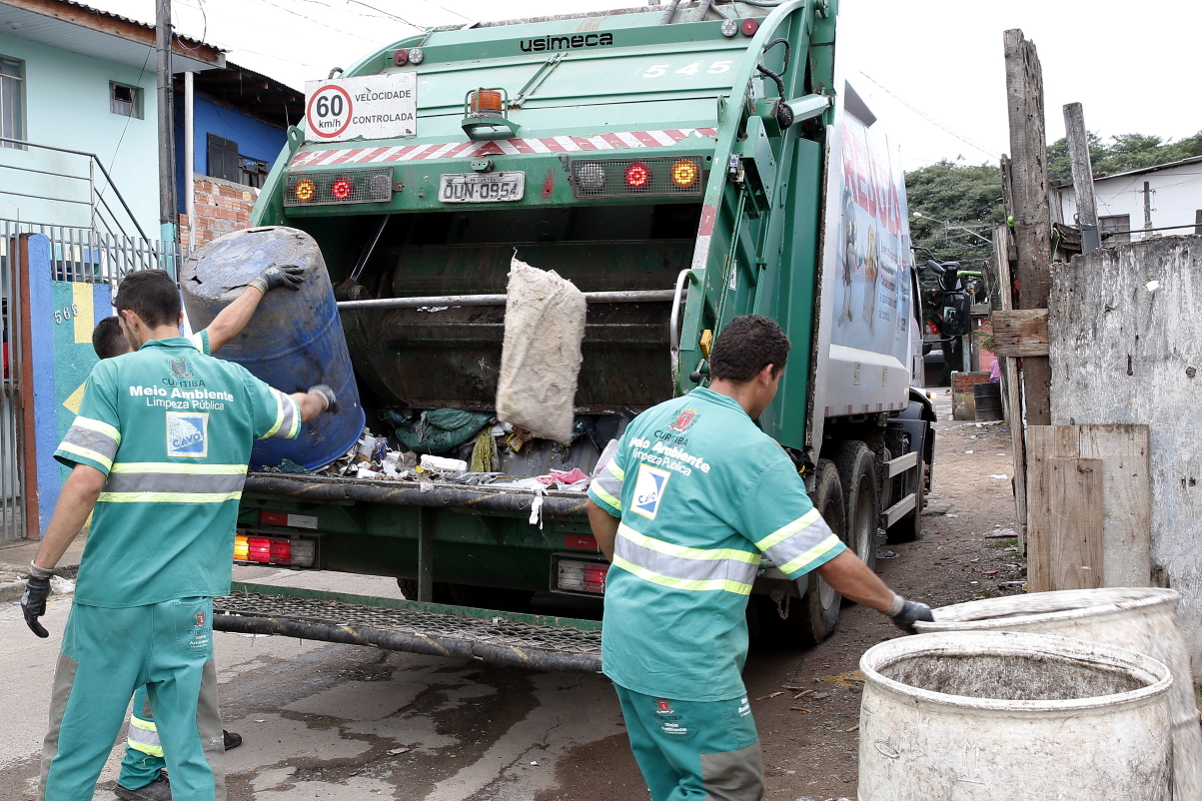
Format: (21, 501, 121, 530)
(248, 264, 306, 295)
(21, 575, 51, 638)
(308, 384, 339, 414)
(890, 598, 934, 634)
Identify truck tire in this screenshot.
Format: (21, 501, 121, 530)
(396, 578, 453, 604)
(888, 461, 928, 543)
(396, 579, 533, 612)
(834, 440, 879, 574)
(799, 459, 845, 645)
(747, 459, 844, 647)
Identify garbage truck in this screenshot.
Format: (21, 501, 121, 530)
(208, 0, 936, 672)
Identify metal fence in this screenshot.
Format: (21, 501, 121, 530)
(1, 230, 23, 541)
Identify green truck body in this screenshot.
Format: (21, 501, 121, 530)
(218, 1, 935, 664)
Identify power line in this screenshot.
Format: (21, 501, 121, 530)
(858, 71, 998, 161)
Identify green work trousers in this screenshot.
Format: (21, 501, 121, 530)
(613, 683, 764, 801)
(38, 598, 225, 801)
(118, 686, 166, 790)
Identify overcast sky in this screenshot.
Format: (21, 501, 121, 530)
(87, 0, 1200, 172)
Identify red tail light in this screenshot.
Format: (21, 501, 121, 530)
(234, 534, 316, 568)
(331, 177, 353, 200)
(625, 162, 651, 189)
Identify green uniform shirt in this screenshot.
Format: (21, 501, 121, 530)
(55, 334, 302, 607)
(588, 387, 845, 701)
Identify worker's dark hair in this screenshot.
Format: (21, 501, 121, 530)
(709, 315, 790, 382)
(92, 316, 130, 359)
(114, 269, 180, 330)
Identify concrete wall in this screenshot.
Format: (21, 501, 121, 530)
(19, 234, 111, 536)
(1054, 161, 1202, 241)
(0, 31, 159, 237)
(1050, 234, 1202, 674)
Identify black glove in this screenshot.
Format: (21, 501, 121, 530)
(891, 598, 934, 633)
(21, 576, 50, 638)
(257, 264, 306, 292)
(308, 384, 338, 414)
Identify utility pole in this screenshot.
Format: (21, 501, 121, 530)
(156, 0, 176, 235)
(1143, 181, 1153, 232)
(1003, 28, 1052, 426)
(1063, 102, 1099, 254)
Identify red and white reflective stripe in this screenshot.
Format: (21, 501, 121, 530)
(290, 128, 718, 169)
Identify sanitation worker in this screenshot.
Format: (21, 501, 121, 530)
(20, 268, 336, 801)
(91, 264, 304, 801)
(586, 314, 933, 801)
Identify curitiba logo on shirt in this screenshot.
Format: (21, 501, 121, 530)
(166, 411, 209, 458)
(667, 407, 698, 434)
(632, 464, 671, 520)
(168, 357, 194, 378)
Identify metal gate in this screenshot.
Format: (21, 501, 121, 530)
(1, 233, 23, 541)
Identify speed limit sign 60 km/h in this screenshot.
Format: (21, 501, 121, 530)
(303, 72, 417, 143)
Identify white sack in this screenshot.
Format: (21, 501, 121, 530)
(495, 257, 587, 444)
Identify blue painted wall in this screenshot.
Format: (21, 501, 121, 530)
(0, 32, 159, 237)
(175, 92, 287, 212)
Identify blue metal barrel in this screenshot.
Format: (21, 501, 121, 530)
(180, 226, 364, 469)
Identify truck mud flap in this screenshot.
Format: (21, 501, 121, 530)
(243, 473, 588, 517)
(214, 582, 602, 673)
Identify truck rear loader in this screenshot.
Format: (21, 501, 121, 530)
(203, 0, 936, 672)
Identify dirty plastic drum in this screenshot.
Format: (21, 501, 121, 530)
(180, 226, 364, 469)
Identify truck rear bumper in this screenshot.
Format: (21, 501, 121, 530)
(244, 473, 589, 517)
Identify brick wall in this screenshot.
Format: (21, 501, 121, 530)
(179, 174, 258, 248)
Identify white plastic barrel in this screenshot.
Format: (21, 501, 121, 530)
(915, 588, 1202, 800)
(859, 631, 1173, 801)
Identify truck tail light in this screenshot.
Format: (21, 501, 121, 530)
(234, 534, 316, 568)
(671, 159, 700, 188)
(625, 161, 651, 189)
(571, 156, 705, 199)
(554, 557, 609, 595)
(284, 167, 393, 207)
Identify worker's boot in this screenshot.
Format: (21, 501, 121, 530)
(223, 730, 243, 751)
(113, 772, 171, 801)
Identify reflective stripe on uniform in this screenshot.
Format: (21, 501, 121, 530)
(59, 417, 121, 470)
(753, 509, 840, 575)
(126, 714, 164, 757)
(590, 459, 625, 511)
(614, 523, 760, 594)
(260, 388, 301, 440)
(101, 462, 248, 500)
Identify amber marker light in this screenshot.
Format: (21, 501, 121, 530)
(294, 178, 316, 202)
(671, 159, 699, 188)
(625, 161, 651, 189)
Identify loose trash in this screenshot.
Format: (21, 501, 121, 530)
(990, 473, 1009, 480)
(495, 257, 587, 444)
(50, 576, 75, 595)
(420, 454, 469, 474)
(387, 748, 411, 755)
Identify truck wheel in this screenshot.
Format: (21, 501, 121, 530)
(800, 459, 845, 645)
(887, 462, 928, 543)
(396, 578, 453, 604)
(835, 441, 879, 574)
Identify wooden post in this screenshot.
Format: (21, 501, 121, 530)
(1003, 29, 1052, 426)
(994, 224, 1027, 548)
(1063, 102, 1099, 256)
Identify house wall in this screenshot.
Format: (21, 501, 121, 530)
(175, 91, 287, 208)
(1054, 161, 1202, 242)
(0, 31, 159, 237)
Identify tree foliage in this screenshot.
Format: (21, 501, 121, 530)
(904, 161, 1005, 265)
(1047, 130, 1202, 184)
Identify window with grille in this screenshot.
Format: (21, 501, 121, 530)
(0, 58, 23, 149)
(1099, 214, 1130, 245)
(110, 82, 142, 119)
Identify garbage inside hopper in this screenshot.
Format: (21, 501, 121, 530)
(495, 257, 587, 445)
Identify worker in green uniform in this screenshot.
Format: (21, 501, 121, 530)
(90, 264, 304, 801)
(20, 269, 336, 801)
(586, 314, 933, 801)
